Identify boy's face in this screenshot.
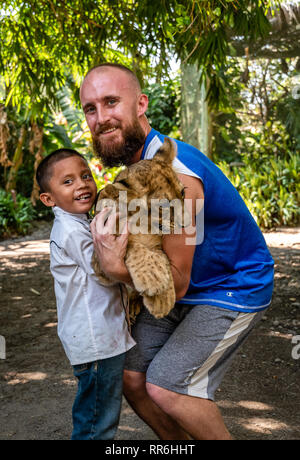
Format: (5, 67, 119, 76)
(40, 156, 97, 214)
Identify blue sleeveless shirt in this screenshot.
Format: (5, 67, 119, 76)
(141, 129, 274, 313)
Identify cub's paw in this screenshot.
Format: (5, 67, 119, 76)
(143, 286, 176, 319)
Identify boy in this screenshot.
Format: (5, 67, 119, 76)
(36, 148, 135, 440)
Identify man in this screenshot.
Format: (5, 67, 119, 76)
(80, 63, 274, 440)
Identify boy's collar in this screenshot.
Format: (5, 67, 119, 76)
(52, 206, 90, 222)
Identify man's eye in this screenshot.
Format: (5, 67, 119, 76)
(108, 99, 117, 106)
(85, 106, 95, 114)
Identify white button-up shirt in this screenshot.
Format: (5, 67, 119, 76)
(50, 206, 135, 365)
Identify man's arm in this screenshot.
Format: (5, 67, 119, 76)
(162, 173, 204, 300)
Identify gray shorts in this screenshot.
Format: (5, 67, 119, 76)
(125, 303, 263, 401)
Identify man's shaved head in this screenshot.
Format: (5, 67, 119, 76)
(82, 63, 142, 94)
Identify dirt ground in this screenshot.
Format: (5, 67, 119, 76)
(0, 221, 299, 440)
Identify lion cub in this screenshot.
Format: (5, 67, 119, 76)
(92, 138, 189, 320)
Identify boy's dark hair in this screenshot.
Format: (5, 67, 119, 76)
(36, 148, 87, 193)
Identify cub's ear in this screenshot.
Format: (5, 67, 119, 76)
(114, 168, 130, 188)
(115, 168, 129, 184)
(154, 138, 177, 164)
(95, 184, 119, 213)
(98, 184, 120, 201)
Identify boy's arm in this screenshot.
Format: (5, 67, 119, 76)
(63, 226, 103, 278)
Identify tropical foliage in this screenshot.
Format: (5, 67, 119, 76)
(0, 0, 275, 110)
(144, 77, 181, 139)
(0, 1, 299, 236)
(219, 151, 299, 229)
(0, 189, 36, 237)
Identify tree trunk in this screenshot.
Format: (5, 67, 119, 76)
(5, 125, 26, 193)
(180, 62, 212, 158)
(0, 106, 12, 168)
(30, 122, 44, 206)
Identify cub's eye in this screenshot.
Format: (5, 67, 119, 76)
(117, 179, 129, 188)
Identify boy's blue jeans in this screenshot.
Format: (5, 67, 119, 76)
(71, 352, 126, 440)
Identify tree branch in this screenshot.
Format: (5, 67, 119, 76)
(229, 2, 300, 59)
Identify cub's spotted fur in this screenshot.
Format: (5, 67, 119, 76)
(92, 138, 189, 320)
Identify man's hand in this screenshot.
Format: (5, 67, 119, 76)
(90, 208, 132, 285)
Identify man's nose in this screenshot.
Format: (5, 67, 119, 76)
(95, 105, 110, 126)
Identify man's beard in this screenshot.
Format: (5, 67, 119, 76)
(92, 118, 146, 168)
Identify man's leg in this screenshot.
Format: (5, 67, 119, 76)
(124, 305, 192, 439)
(146, 383, 231, 440)
(141, 308, 264, 440)
(123, 370, 230, 440)
(124, 304, 263, 440)
(123, 370, 190, 440)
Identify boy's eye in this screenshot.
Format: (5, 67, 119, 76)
(63, 179, 72, 185)
(83, 173, 92, 180)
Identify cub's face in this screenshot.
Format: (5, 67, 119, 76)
(115, 158, 185, 201)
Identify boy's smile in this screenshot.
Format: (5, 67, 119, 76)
(42, 156, 97, 214)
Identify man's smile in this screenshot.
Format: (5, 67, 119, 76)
(101, 127, 118, 135)
(96, 124, 120, 136)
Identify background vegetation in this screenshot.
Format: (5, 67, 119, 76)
(0, 0, 299, 237)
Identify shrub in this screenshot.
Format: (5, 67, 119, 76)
(143, 79, 181, 139)
(0, 189, 36, 237)
(218, 152, 300, 229)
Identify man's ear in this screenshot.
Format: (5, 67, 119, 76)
(137, 93, 148, 117)
(39, 192, 55, 207)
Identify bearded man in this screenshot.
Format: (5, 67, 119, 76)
(79, 63, 274, 440)
(81, 64, 147, 168)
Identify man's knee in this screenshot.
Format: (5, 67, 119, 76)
(123, 370, 146, 399)
(146, 382, 179, 414)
